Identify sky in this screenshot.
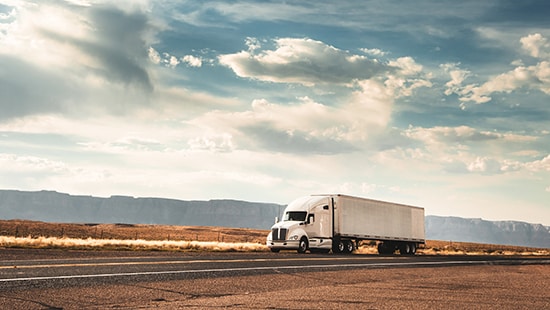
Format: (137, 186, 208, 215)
(1, 0, 549, 225)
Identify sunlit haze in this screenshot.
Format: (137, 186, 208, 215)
(1, 1, 549, 225)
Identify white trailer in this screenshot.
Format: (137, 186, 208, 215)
(266, 194, 425, 255)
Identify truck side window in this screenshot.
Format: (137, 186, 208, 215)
(307, 214, 314, 224)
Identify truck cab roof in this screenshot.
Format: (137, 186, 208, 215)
(284, 195, 328, 212)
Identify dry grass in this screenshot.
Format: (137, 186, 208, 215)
(0, 219, 267, 243)
(1, 220, 548, 255)
(0, 235, 267, 252)
(0, 219, 269, 252)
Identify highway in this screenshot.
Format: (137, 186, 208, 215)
(1, 249, 549, 309)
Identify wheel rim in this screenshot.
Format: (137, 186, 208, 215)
(338, 241, 345, 253)
(346, 241, 354, 253)
(298, 238, 308, 253)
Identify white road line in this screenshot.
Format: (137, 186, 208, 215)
(0, 260, 508, 283)
(0, 256, 392, 270)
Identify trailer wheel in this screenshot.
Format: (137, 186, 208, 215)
(297, 237, 308, 254)
(377, 242, 394, 255)
(399, 243, 411, 255)
(410, 243, 417, 255)
(344, 240, 354, 253)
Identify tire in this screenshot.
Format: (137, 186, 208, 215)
(344, 240, 354, 254)
(297, 237, 308, 254)
(377, 243, 385, 255)
(410, 243, 417, 255)
(377, 242, 394, 255)
(270, 248, 280, 253)
(334, 240, 345, 254)
(332, 239, 343, 254)
(399, 243, 411, 255)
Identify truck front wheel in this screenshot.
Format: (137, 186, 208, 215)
(297, 237, 308, 254)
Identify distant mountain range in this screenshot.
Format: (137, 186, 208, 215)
(425, 216, 549, 248)
(1, 190, 548, 248)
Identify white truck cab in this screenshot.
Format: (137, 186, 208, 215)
(267, 195, 333, 253)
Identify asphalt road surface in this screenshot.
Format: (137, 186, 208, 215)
(1, 249, 549, 309)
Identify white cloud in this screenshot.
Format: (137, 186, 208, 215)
(182, 54, 202, 67)
(388, 57, 423, 76)
(212, 37, 431, 154)
(524, 155, 550, 172)
(167, 54, 180, 68)
(188, 134, 234, 152)
(360, 48, 388, 57)
(245, 37, 261, 51)
(0, 1, 159, 121)
(466, 156, 504, 174)
(461, 62, 550, 103)
(399, 125, 545, 175)
(218, 37, 389, 86)
(148, 48, 203, 68)
(441, 63, 471, 96)
(405, 125, 537, 145)
(520, 33, 550, 59)
(0, 153, 68, 173)
(188, 86, 395, 155)
(218, 37, 431, 100)
(460, 33, 550, 104)
(148, 47, 161, 64)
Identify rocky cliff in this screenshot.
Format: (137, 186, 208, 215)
(0, 190, 283, 229)
(425, 215, 550, 248)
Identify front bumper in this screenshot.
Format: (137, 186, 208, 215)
(266, 240, 300, 249)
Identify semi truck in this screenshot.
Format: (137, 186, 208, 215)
(266, 194, 425, 255)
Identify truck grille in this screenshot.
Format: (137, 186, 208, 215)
(272, 228, 287, 241)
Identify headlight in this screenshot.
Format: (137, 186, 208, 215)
(289, 235, 299, 240)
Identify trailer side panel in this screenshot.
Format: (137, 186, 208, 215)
(334, 195, 425, 242)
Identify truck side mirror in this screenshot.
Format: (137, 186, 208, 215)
(275, 216, 279, 223)
(307, 214, 314, 224)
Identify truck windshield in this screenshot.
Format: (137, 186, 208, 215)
(283, 211, 307, 222)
